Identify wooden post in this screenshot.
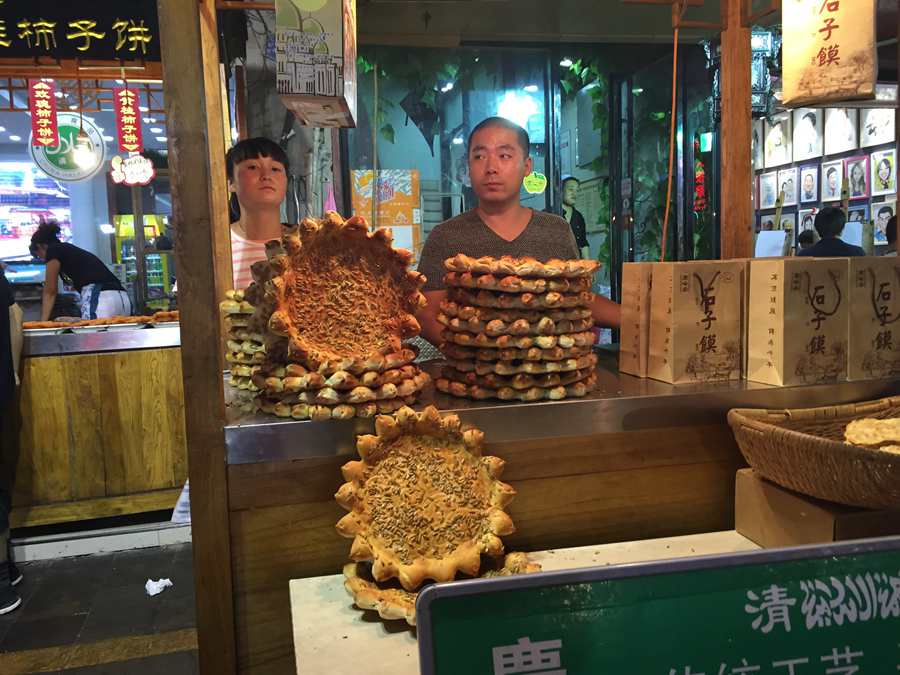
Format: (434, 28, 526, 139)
(719, 0, 753, 259)
(157, 1, 236, 673)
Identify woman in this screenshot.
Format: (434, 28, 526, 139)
(876, 158, 893, 192)
(849, 162, 866, 197)
(30, 220, 131, 321)
(227, 137, 290, 290)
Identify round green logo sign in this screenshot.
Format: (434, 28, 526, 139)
(29, 112, 106, 182)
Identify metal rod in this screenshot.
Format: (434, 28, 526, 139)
(131, 185, 148, 314)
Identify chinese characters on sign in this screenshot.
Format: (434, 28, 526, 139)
(113, 87, 143, 154)
(492, 637, 566, 675)
(28, 78, 59, 148)
(782, 0, 876, 106)
(12, 18, 152, 54)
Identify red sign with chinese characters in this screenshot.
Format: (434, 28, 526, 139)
(28, 79, 59, 147)
(113, 87, 142, 154)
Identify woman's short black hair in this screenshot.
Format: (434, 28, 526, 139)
(226, 137, 290, 181)
(30, 218, 62, 252)
(814, 206, 846, 238)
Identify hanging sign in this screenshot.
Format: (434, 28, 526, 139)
(110, 153, 155, 186)
(417, 537, 900, 674)
(522, 172, 547, 195)
(28, 79, 59, 148)
(113, 87, 143, 154)
(29, 111, 106, 182)
(782, 0, 876, 107)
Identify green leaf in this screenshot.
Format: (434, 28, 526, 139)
(561, 80, 573, 96)
(420, 90, 436, 107)
(379, 124, 396, 144)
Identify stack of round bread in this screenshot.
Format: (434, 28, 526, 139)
(436, 253, 600, 402)
(219, 289, 264, 411)
(246, 212, 432, 421)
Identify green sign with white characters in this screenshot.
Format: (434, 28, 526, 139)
(417, 538, 900, 674)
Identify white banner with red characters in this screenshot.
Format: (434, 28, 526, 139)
(28, 79, 59, 147)
(113, 86, 143, 153)
(783, 0, 876, 107)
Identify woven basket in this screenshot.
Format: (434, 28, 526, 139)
(727, 396, 900, 510)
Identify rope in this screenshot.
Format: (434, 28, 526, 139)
(660, 0, 687, 262)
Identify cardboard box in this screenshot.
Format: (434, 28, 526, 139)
(746, 257, 849, 386)
(647, 260, 744, 384)
(618, 262, 653, 377)
(848, 256, 900, 380)
(276, 0, 357, 127)
(735, 469, 900, 548)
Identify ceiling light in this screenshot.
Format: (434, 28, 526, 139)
(632, 87, 644, 95)
(68, 104, 78, 110)
(452, 136, 463, 145)
(102, 135, 114, 142)
(560, 58, 573, 67)
(150, 127, 163, 133)
(155, 136, 167, 142)
(115, 79, 124, 85)
(523, 84, 538, 93)
(0, 126, 6, 132)
(99, 223, 116, 234)
(139, 105, 149, 112)
(440, 82, 454, 93)
(54, 91, 63, 98)
(9, 134, 21, 141)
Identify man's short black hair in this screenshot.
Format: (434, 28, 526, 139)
(226, 137, 290, 181)
(887, 215, 897, 246)
(562, 175, 580, 188)
(798, 229, 816, 247)
(467, 117, 530, 157)
(826, 167, 838, 178)
(814, 206, 846, 238)
(878, 205, 893, 218)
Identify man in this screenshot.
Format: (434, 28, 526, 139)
(824, 167, 839, 200)
(884, 216, 897, 257)
(797, 206, 865, 257)
(876, 205, 894, 238)
(559, 175, 589, 258)
(802, 172, 816, 201)
(0, 267, 22, 614)
(416, 117, 620, 346)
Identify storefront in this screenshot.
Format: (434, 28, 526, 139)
(149, 1, 900, 673)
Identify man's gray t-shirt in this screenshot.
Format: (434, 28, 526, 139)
(417, 209, 580, 292)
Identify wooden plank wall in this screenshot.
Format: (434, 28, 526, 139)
(227, 423, 744, 673)
(11, 348, 187, 526)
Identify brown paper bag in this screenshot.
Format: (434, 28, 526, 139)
(747, 258, 849, 386)
(618, 262, 653, 377)
(848, 257, 900, 380)
(647, 261, 744, 384)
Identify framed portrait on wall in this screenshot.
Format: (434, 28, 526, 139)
(845, 155, 870, 199)
(824, 108, 858, 155)
(799, 165, 818, 203)
(752, 119, 764, 170)
(778, 167, 799, 207)
(798, 208, 817, 233)
(860, 108, 895, 148)
(780, 212, 796, 238)
(760, 214, 777, 231)
(847, 204, 870, 224)
(764, 112, 792, 168)
(870, 148, 897, 197)
(759, 171, 778, 209)
(792, 108, 823, 161)
(821, 160, 843, 201)
(874, 200, 895, 244)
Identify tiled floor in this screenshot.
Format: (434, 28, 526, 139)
(0, 543, 198, 674)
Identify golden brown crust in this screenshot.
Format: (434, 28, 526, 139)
(440, 341, 593, 362)
(444, 253, 601, 278)
(255, 395, 416, 420)
(441, 366, 594, 391)
(445, 352, 598, 376)
(448, 286, 593, 310)
(439, 328, 595, 350)
(440, 300, 592, 324)
(437, 307, 593, 337)
(437, 372, 597, 401)
(335, 406, 515, 591)
(443, 271, 593, 294)
(253, 363, 424, 394)
(261, 213, 426, 372)
(257, 371, 430, 406)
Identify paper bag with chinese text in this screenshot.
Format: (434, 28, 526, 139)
(647, 261, 744, 385)
(618, 262, 653, 377)
(782, 0, 876, 107)
(747, 258, 849, 386)
(848, 257, 900, 380)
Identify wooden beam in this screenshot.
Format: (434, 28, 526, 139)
(0, 59, 163, 81)
(719, 0, 753, 259)
(156, 2, 236, 674)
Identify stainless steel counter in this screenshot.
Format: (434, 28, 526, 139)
(224, 349, 900, 465)
(23, 323, 181, 357)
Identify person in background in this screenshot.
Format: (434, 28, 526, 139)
(416, 117, 620, 346)
(884, 216, 897, 257)
(797, 229, 817, 252)
(797, 206, 865, 257)
(559, 175, 589, 258)
(0, 267, 22, 614)
(226, 137, 290, 291)
(30, 220, 130, 321)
